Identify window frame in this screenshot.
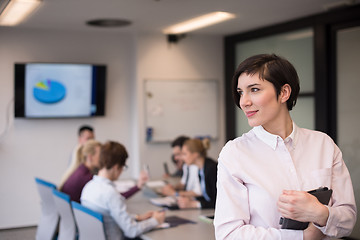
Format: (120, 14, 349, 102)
(224, 5, 360, 142)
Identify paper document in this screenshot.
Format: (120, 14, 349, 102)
(149, 196, 177, 207)
(155, 222, 171, 229)
(113, 179, 136, 192)
(146, 180, 166, 188)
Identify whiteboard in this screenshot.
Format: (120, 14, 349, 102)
(144, 79, 218, 142)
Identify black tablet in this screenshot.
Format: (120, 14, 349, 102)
(279, 187, 332, 230)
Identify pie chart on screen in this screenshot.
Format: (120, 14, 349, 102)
(33, 79, 66, 104)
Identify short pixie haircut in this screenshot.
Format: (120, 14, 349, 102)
(232, 54, 300, 111)
(99, 141, 128, 170)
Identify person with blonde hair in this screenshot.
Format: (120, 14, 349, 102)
(59, 125, 95, 188)
(61, 139, 149, 203)
(161, 135, 202, 198)
(61, 139, 102, 202)
(176, 138, 218, 209)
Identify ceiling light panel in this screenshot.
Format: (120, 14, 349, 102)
(0, 0, 41, 26)
(163, 11, 235, 34)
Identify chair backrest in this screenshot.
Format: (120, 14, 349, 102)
(71, 201, 106, 240)
(52, 190, 77, 240)
(35, 177, 59, 240)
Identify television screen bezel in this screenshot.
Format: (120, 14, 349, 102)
(14, 62, 106, 118)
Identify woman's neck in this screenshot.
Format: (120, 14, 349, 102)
(195, 156, 205, 169)
(263, 109, 293, 140)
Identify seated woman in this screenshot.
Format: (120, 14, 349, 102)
(61, 139, 102, 202)
(176, 138, 218, 209)
(161, 136, 202, 198)
(61, 139, 147, 203)
(81, 141, 165, 240)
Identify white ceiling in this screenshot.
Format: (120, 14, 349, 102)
(6, 0, 360, 35)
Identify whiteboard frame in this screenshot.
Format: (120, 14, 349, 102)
(144, 79, 219, 143)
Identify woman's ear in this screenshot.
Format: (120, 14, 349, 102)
(280, 84, 291, 104)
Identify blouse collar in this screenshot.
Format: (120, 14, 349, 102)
(252, 122, 298, 150)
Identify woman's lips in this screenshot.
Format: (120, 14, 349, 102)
(245, 111, 257, 118)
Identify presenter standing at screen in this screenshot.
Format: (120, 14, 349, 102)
(214, 54, 356, 239)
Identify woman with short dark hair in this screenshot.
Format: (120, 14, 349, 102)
(214, 54, 356, 239)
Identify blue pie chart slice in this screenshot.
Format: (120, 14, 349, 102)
(33, 80, 66, 104)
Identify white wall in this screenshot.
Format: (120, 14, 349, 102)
(0, 28, 225, 229)
(135, 33, 225, 177)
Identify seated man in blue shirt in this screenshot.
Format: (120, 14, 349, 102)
(81, 141, 165, 240)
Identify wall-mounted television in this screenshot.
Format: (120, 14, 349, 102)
(14, 63, 106, 118)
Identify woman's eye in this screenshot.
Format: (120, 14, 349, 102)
(251, 88, 260, 92)
(237, 91, 243, 96)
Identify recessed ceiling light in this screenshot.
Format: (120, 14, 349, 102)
(86, 19, 132, 28)
(163, 11, 235, 34)
(0, 0, 42, 26)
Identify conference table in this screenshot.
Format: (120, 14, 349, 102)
(119, 180, 343, 240)
(123, 181, 216, 240)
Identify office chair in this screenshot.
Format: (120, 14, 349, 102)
(71, 201, 106, 240)
(52, 189, 77, 240)
(34, 177, 59, 240)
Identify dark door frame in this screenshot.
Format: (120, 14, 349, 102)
(224, 5, 360, 142)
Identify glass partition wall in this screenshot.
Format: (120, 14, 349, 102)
(335, 24, 360, 238)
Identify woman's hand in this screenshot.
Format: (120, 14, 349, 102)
(152, 211, 166, 224)
(277, 190, 329, 226)
(177, 196, 199, 209)
(161, 184, 176, 196)
(136, 211, 154, 221)
(136, 170, 149, 189)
